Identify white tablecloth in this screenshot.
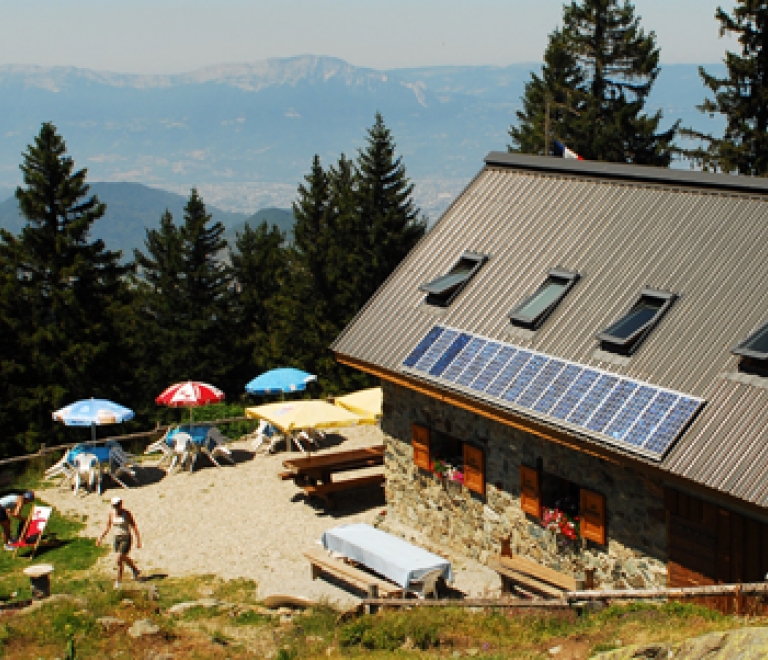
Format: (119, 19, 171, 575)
(321, 523, 453, 588)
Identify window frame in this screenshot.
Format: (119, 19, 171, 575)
(509, 268, 580, 330)
(597, 288, 677, 355)
(520, 464, 607, 545)
(413, 424, 486, 496)
(419, 251, 488, 308)
(732, 319, 768, 361)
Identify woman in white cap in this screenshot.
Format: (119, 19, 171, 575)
(0, 491, 34, 549)
(97, 496, 142, 588)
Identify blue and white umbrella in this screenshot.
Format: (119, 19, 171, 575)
(53, 398, 135, 441)
(245, 368, 317, 396)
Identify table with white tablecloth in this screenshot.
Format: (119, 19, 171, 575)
(321, 523, 453, 589)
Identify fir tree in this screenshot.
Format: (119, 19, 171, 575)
(0, 122, 128, 452)
(510, 0, 677, 165)
(132, 190, 233, 408)
(682, 2, 768, 174)
(356, 113, 425, 297)
(229, 221, 289, 386)
(131, 210, 184, 409)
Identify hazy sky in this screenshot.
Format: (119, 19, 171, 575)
(1, 0, 733, 74)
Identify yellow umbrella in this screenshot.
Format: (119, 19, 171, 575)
(245, 400, 369, 434)
(334, 387, 383, 423)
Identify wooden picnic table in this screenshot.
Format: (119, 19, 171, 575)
(281, 445, 385, 507)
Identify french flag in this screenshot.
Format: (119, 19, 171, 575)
(553, 139, 583, 160)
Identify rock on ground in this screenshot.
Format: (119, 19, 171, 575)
(593, 627, 768, 659)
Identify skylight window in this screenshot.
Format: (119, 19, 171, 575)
(597, 289, 677, 355)
(419, 251, 487, 307)
(510, 269, 580, 329)
(733, 319, 768, 360)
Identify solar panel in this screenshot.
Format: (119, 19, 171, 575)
(486, 350, 531, 398)
(402, 324, 704, 460)
(532, 364, 581, 415)
(516, 359, 566, 409)
(442, 337, 485, 381)
(503, 355, 549, 403)
(430, 333, 472, 376)
(413, 328, 459, 372)
(403, 326, 444, 368)
(455, 342, 500, 387)
(469, 345, 516, 393)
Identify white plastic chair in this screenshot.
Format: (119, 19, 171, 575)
(145, 428, 176, 469)
(251, 419, 283, 453)
(73, 452, 101, 496)
(294, 429, 323, 453)
(107, 442, 137, 488)
(205, 427, 235, 466)
(45, 454, 76, 490)
(168, 432, 198, 474)
(407, 569, 442, 599)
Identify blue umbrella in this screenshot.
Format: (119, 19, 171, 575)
(53, 398, 135, 442)
(245, 368, 317, 396)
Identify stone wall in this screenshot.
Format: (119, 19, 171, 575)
(382, 381, 668, 590)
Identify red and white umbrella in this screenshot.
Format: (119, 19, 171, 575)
(156, 381, 224, 421)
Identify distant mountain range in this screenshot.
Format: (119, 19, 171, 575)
(0, 56, 726, 219)
(0, 182, 295, 258)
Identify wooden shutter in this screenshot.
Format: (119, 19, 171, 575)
(580, 488, 606, 545)
(411, 423, 431, 470)
(520, 465, 541, 518)
(463, 444, 485, 496)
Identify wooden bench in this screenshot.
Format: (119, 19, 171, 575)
(301, 473, 385, 508)
(303, 547, 402, 598)
(488, 555, 576, 599)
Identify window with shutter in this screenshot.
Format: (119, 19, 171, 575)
(520, 465, 541, 518)
(463, 444, 485, 496)
(580, 488, 606, 545)
(411, 423, 431, 470)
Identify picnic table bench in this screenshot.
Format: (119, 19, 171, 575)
(488, 554, 576, 599)
(282, 445, 385, 508)
(303, 547, 403, 598)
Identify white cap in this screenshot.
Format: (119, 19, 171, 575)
(111, 496, 122, 506)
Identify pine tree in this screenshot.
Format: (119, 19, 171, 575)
(509, 30, 585, 156)
(229, 221, 289, 386)
(132, 190, 233, 408)
(510, 0, 677, 165)
(356, 113, 425, 297)
(0, 122, 129, 453)
(681, 2, 768, 174)
(278, 117, 425, 394)
(131, 210, 184, 408)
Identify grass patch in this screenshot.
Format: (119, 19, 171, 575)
(0, 496, 762, 659)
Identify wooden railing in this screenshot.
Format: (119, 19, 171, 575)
(0, 416, 251, 467)
(360, 581, 768, 615)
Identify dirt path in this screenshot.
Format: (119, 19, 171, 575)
(41, 425, 500, 608)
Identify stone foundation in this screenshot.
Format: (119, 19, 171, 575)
(382, 381, 668, 590)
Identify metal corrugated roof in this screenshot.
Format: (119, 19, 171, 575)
(332, 154, 768, 507)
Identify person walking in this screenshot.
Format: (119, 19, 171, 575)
(0, 491, 34, 550)
(97, 496, 142, 588)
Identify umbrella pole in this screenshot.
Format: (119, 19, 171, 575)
(91, 424, 96, 444)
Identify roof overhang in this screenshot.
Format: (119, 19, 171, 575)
(485, 151, 768, 196)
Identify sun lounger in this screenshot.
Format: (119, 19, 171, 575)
(44, 454, 76, 490)
(9, 506, 53, 560)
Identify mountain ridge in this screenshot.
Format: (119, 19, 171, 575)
(0, 182, 248, 259)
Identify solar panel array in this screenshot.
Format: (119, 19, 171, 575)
(402, 325, 704, 460)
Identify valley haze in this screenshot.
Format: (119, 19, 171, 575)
(0, 55, 724, 230)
